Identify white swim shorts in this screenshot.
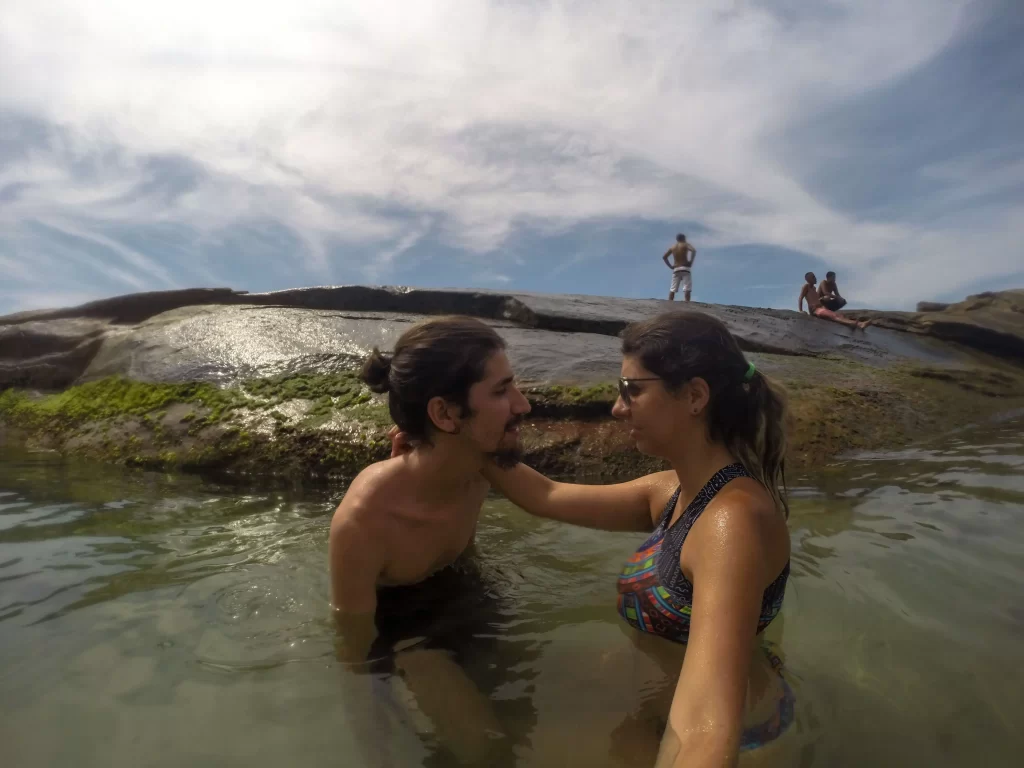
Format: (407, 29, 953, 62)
(670, 268, 692, 294)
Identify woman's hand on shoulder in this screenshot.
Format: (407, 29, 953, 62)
(388, 426, 412, 458)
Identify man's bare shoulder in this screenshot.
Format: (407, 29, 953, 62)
(331, 458, 406, 531)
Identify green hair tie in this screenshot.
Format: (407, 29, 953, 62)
(744, 362, 757, 381)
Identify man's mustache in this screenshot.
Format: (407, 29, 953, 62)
(505, 414, 526, 431)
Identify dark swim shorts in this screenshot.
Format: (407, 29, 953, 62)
(368, 555, 512, 674)
(364, 557, 528, 768)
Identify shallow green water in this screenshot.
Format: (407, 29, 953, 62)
(2, 419, 1023, 767)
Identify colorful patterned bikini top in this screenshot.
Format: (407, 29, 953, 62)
(617, 464, 789, 645)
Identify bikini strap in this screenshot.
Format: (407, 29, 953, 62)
(657, 464, 750, 531)
(658, 463, 751, 595)
(663, 464, 751, 544)
(655, 487, 683, 530)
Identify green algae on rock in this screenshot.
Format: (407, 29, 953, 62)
(2, 353, 1023, 483)
(0, 373, 391, 479)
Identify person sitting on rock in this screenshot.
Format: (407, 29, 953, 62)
(817, 271, 847, 311)
(329, 315, 531, 763)
(799, 272, 869, 329)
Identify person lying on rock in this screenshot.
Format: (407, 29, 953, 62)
(329, 315, 531, 764)
(817, 271, 847, 311)
(391, 310, 800, 768)
(799, 271, 869, 329)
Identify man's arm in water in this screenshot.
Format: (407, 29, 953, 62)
(331, 485, 506, 762)
(329, 501, 383, 664)
(328, 501, 398, 768)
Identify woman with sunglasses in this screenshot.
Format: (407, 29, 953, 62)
(481, 309, 794, 766)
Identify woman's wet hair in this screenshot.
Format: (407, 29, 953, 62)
(620, 311, 790, 517)
(360, 316, 506, 444)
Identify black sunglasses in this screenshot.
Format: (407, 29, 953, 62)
(617, 376, 661, 405)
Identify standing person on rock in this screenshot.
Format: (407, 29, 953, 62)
(329, 315, 532, 764)
(391, 310, 799, 767)
(663, 233, 697, 302)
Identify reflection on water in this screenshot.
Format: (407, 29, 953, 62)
(2, 419, 1023, 767)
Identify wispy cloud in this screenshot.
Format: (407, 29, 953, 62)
(363, 215, 434, 284)
(0, 252, 39, 283)
(39, 217, 178, 286)
(0, 0, 1020, 312)
(473, 271, 512, 286)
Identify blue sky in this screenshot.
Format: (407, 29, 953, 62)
(1, 0, 1022, 316)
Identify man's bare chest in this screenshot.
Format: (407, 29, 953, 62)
(379, 496, 484, 586)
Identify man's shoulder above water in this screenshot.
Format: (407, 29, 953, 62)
(330, 456, 489, 590)
(335, 456, 488, 521)
(329, 458, 417, 554)
(337, 456, 402, 511)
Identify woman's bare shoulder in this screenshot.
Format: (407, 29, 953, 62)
(638, 470, 680, 513)
(693, 478, 790, 574)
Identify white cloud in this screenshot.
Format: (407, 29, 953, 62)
(2, 0, 1017, 309)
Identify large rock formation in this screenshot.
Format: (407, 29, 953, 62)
(847, 290, 1024, 361)
(0, 286, 992, 390)
(1, 286, 1021, 481)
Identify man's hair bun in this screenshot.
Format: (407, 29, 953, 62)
(359, 347, 392, 393)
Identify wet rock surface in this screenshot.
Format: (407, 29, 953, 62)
(78, 306, 626, 387)
(848, 290, 1024, 362)
(3, 285, 1005, 390)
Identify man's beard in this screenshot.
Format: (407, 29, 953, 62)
(486, 414, 525, 469)
(487, 446, 523, 469)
